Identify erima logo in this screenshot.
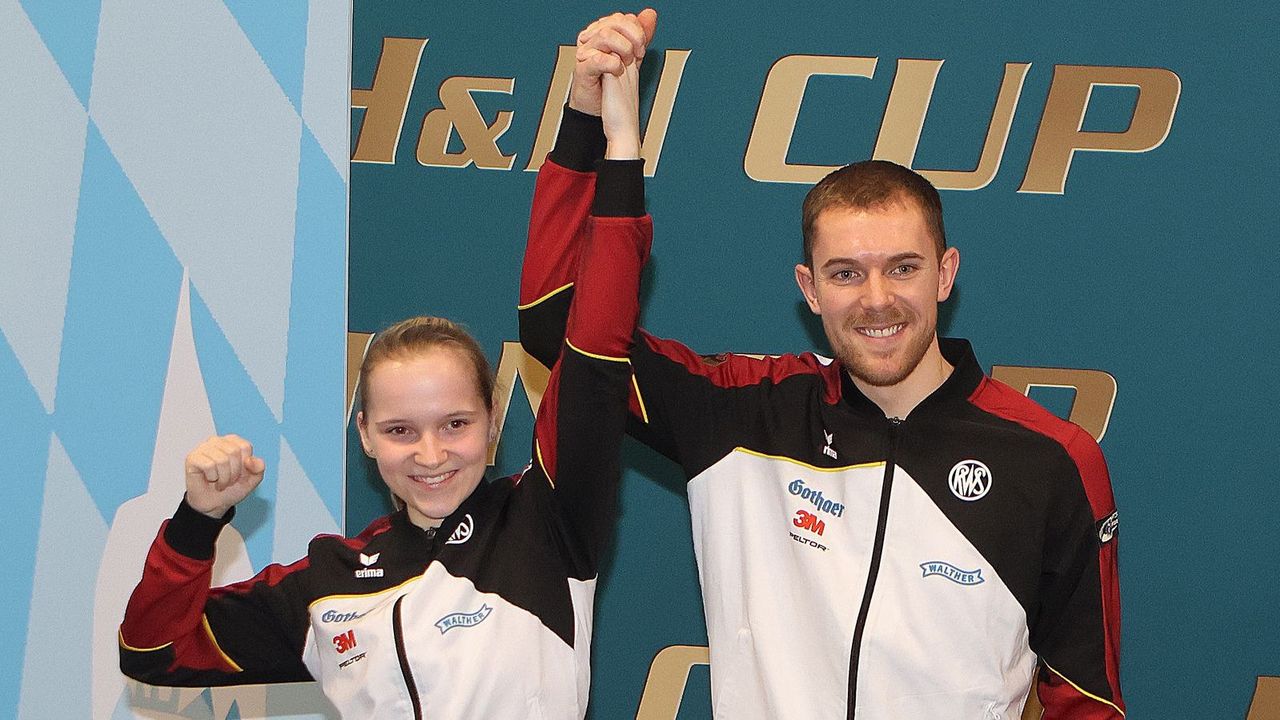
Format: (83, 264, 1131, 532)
(447, 514, 474, 545)
(435, 604, 492, 634)
(948, 459, 992, 501)
(920, 561, 985, 586)
(821, 430, 837, 460)
(1098, 510, 1119, 544)
(354, 552, 384, 578)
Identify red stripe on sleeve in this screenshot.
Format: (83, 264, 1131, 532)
(521, 160, 595, 306)
(970, 376, 1124, 717)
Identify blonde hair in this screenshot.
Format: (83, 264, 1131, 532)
(357, 316, 495, 413)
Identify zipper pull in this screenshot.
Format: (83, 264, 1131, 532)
(888, 416, 903, 426)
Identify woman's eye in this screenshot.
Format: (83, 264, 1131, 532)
(446, 419, 469, 431)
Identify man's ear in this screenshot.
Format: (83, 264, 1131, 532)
(937, 246, 960, 302)
(795, 263, 822, 314)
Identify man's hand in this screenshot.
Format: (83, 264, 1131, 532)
(184, 434, 266, 519)
(569, 9, 658, 118)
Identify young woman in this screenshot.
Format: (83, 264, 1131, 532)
(117, 50, 654, 715)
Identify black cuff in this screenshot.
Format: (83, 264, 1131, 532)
(165, 497, 235, 561)
(593, 160, 646, 217)
(548, 105, 606, 172)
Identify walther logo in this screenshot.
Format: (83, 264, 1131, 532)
(920, 561, 985, 586)
(435, 604, 493, 634)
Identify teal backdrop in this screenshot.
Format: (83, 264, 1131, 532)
(349, 2, 1279, 718)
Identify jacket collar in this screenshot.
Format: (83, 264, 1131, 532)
(837, 337, 983, 420)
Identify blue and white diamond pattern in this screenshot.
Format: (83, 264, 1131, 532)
(0, 1, 349, 717)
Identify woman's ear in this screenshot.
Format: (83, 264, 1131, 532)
(356, 411, 375, 458)
(488, 403, 500, 444)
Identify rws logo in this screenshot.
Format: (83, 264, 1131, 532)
(948, 459, 992, 501)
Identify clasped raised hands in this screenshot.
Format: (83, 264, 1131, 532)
(184, 434, 265, 519)
(570, 9, 658, 159)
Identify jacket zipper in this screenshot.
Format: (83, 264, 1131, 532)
(846, 416, 901, 718)
(393, 595, 424, 720)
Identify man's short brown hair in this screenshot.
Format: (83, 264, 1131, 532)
(801, 160, 946, 266)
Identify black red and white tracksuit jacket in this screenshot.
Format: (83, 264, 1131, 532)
(518, 108, 1125, 720)
(118, 159, 652, 719)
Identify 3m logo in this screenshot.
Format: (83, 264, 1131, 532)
(793, 510, 826, 536)
(948, 459, 992, 501)
(332, 630, 358, 654)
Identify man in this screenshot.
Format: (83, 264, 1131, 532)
(520, 10, 1123, 719)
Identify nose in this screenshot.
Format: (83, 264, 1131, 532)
(414, 433, 447, 468)
(861, 273, 895, 311)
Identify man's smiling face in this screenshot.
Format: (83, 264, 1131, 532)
(795, 199, 958, 389)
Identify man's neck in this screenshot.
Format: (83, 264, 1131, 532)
(852, 342, 955, 420)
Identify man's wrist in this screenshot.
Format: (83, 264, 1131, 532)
(549, 105, 607, 172)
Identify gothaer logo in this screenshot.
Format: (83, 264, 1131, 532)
(920, 561, 985, 586)
(948, 459, 992, 501)
(435, 604, 493, 634)
(447, 514, 475, 545)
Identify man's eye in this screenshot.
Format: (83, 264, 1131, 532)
(891, 264, 917, 276)
(387, 426, 408, 436)
(832, 269, 856, 282)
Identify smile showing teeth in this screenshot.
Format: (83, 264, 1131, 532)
(859, 324, 903, 338)
(411, 470, 454, 487)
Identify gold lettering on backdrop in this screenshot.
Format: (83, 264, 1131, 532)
(490, 341, 551, 464)
(346, 332, 375, 421)
(871, 59, 945, 166)
(635, 645, 710, 720)
(351, 38, 429, 164)
(525, 48, 693, 176)
(416, 76, 517, 170)
(873, 60, 1032, 191)
(989, 366, 1117, 442)
(743, 55, 879, 184)
(525, 45, 579, 172)
(1021, 684, 1043, 720)
(1246, 676, 1280, 720)
(1019, 65, 1181, 194)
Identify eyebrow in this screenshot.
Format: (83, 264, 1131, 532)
(373, 410, 480, 426)
(820, 251, 926, 269)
